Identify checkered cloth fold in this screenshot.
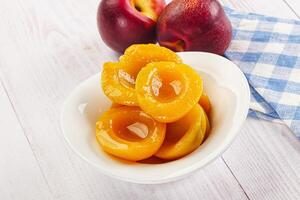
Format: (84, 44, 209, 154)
(224, 7, 300, 138)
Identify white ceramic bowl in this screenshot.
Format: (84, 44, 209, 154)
(61, 52, 250, 184)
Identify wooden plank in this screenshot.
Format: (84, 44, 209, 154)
(220, 0, 300, 200)
(0, 80, 52, 200)
(0, 0, 248, 199)
(71, 158, 248, 200)
(223, 119, 300, 200)
(221, 0, 297, 18)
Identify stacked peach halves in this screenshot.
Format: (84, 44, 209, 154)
(96, 44, 211, 162)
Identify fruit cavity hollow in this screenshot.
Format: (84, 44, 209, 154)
(130, 0, 157, 21)
(113, 116, 149, 141)
(151, 70, 183, 102)
(161, 40, 186, 52)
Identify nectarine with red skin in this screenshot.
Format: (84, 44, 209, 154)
(157, 0, 232, 55)
(97, 0, 165, 53)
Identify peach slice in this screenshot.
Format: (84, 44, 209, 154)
(102, 62, 138, 106)
(199, 93, 211, 140)
(102, 44, 182, 106)
(120, 44, 182, 76)
(199, 93, 212, 115)
(119, 44, 182, 90)
(136, 61, 203, 123)
(95, 106, 166, 161)
(203, 108, 211, 141)
(155, 104, 208, 160)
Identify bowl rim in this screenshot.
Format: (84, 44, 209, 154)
(60, 51, 250, 184)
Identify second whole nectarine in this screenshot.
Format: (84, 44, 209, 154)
(156, 0, 232, 55)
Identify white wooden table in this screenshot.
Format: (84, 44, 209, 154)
(0, 0, 299, 199)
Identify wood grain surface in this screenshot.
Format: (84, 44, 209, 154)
(0, 0, 299, 199)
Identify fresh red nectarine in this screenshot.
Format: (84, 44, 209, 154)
(97, 0, 165, 53)
(156, 0, 232, 55)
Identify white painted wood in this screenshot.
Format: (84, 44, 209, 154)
(0, 82, 52, 200)
(221, 0, 297, 18)
(223, 119, 300, 200)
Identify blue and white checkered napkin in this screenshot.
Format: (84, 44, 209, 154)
(223, 7, 300, 138)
